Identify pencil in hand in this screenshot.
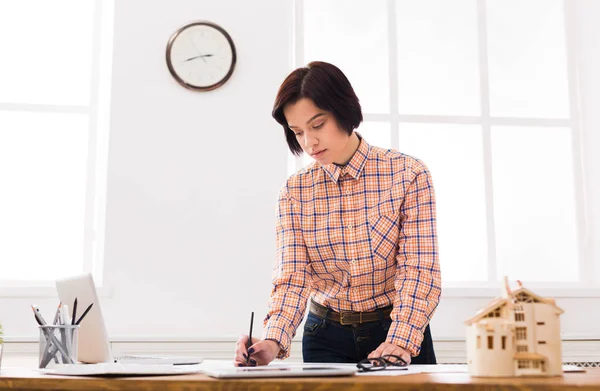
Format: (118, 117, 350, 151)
(246, 312, 254, 365)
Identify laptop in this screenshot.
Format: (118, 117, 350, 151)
(201, 365, 358, 379)
(55, 273, 203, 365)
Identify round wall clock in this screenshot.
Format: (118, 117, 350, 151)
(166, 21, 236, 91)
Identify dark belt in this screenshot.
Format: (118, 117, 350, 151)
(309, 300, 392, 326)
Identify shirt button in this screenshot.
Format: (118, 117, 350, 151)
(347, 224, 353, 229)
(345, 190, 351, 195)
(351, 259, 356, 264)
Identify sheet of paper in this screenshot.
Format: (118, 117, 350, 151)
(38, 363, 202, 376)
(198, 359, 236, 369)
(199, 359, 352, 370)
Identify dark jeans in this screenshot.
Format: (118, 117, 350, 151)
(302, 311, 436, 364)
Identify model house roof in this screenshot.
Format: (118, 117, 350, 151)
(464, 284, 564, 326)
(464, 298, 510, 325)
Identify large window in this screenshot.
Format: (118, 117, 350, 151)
(293, 0, 589, 291)
(0, 0, 113, 287)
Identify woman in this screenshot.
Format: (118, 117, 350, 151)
(234, 61, 441, 366)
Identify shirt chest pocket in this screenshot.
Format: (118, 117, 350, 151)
(367, 196, 402, 262)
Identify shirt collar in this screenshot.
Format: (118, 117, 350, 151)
(321, 134, 370, 183)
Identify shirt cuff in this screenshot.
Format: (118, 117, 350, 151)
(263, 324, 293, 359)
(386, 321, 424, 357)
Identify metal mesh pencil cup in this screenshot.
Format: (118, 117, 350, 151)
(38, 325, 79, 368)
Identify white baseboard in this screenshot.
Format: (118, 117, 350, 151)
(3, 338, 600, 364)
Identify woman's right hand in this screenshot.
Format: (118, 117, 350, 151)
(234, 335, 280, 366)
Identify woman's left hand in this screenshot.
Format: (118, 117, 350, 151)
(367, 342, 411, 365)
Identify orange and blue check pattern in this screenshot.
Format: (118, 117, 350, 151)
(263, 136, 441, 359)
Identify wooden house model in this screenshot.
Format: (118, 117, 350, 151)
(464, 279, 564, 377)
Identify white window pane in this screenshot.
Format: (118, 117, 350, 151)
(0, 0, 95, 105)
(358, 122, 391, 149)
(396, 0, 480, 116)
(0, 111, 89, 281)
(304, 0, 389, 113)
(491, 127, 578, 282)
(399, 124, 488, 282)
(487, 0, 570, 118)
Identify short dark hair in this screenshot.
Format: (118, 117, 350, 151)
(272, 61, 363, 156)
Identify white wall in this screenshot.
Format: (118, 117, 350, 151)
(101, 0, 292, 339)
(1, 0, 599, 352)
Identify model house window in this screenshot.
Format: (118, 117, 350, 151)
(537, 322, 545, 325)
(516, 345, 528, 352)
(477, 335, 481, 348)
(539, 341, 547, 345)
(518, 360, 531, 369)
(0, 0, 114, 287)
(501, 336, 506, 349)
(485, 309, 501, 319)
(514, 305, 525, 321)
(516, 327, 527, 340)
(532, 361, 540, 368)
(515, 312, 525, 322)
(296, 0, 588, 291)
(487, 335, 494, 349)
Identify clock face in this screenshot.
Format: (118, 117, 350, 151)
(166, 22, 236, 91)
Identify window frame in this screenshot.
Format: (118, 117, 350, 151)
(293, 0, 597, 297)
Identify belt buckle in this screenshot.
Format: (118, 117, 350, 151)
(339, 311, 353, 325)
(340, 311, 363, 325)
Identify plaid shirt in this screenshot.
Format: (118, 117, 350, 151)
(263, 136, 441, 359)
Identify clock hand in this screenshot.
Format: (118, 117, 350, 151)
(184, 55, 203, 62)
(183, 54, 214, 62)
(201, 54, 214, 63)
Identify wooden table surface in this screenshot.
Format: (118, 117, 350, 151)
(1, 366, 599, 391)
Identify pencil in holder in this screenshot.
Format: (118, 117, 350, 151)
(38, 325, 79, 368)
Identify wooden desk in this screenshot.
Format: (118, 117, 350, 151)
(1, 366, 599, 391)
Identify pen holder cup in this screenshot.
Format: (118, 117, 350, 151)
(38, 325, 79, 368)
